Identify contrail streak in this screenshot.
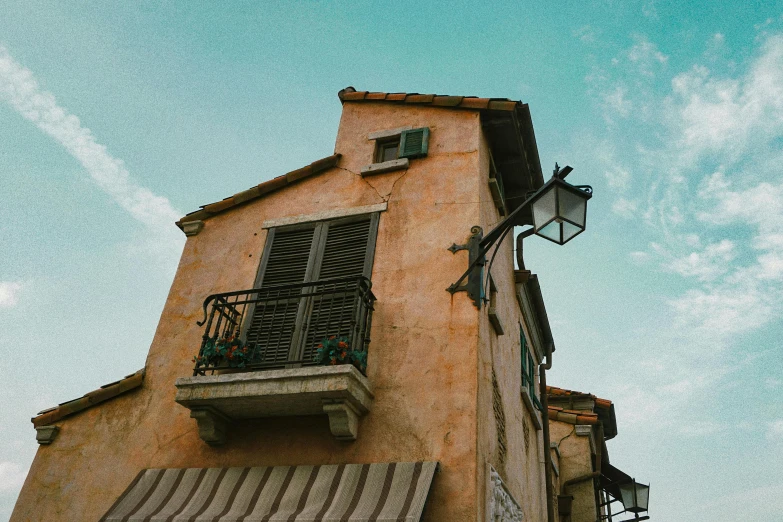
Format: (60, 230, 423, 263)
(0, 45, 181, 231)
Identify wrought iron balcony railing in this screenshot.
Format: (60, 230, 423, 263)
(193, 276, 375, 376)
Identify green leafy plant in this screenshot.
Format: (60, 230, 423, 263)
(194, 334, 249, 368)
(313, 336, 367, 372)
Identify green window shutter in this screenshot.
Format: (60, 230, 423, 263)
(315, 216, 377, 280)
(528, 353, 535, 397)
(399, 127, 430, 159)
(520, 324, 529, 386)
(245, 225, 319, 365)
(301, 215, 379, 362)
(257, 226, 317, 287)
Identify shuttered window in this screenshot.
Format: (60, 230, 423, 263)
(398, 127, 429, 159)
(245, 213, 379, 367)
(520, 324, 541, 410)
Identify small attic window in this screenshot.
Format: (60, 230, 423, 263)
(375, 138, 400, 163)
(363, 127, 430, 177)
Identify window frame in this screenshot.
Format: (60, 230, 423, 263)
(520, 323, 543, 428)
(374, 137, 401, 164)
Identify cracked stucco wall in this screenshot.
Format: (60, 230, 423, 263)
(13, 102, 488, 521)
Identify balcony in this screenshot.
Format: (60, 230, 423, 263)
(175, 276, 376, 444)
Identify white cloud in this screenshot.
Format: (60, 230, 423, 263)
(0, 461, 27, 493)
(0, 282, 23, 308)
(767, 420, 783, 440)
(668, 34, 783, 167)
(0, 46, 182, 235)
(642, 1, 658, 20)
(611, 197, 638, 218)
(664, 239, 736, 281)
(574, 25, 596, 44)
(604, 85, 632, 118)
(765, 378, 782, 390)
(669, 280, 773, 345)
(628, 35, 668, 76)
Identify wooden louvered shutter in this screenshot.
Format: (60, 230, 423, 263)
(399, 127, 429, 159)
(298, 214, 379, 363)
(243, 225, 317, 366)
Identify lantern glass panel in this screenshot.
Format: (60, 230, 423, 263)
(558, 187, 587, 227)
(537, 221, 561, 243)
(619, 482, 635, 511)
(636, 483, 650, 511)
(619, 481, 649, 513)
(562, 222, 582, 243)
(532, 187, 557, 230)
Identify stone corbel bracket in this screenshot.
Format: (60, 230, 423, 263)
(35, 425, 60, 445)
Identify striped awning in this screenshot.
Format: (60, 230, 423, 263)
(101, 461, 438, 522)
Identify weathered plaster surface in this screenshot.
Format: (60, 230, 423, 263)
(476, 129, 547, 522)
(12, 103, 485, 522)
(550, 420, 598, 522)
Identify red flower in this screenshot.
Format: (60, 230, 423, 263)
(338, 341, 348, 349)
(341, 351, 347, 358)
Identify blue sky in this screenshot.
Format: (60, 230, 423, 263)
(2, 2, 783, 520)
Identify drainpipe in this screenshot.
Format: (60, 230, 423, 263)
(540, 341, 554, 522)
(558, 472, 602, 520)
(562, 471, 602, 496)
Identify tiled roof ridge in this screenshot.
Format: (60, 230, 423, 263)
(547, 406, 600, 426)
(176, 153, 342, 228)
(338, 86, 524, 112)
(547, 385, 613, 409)
(32, 369, 145, 427)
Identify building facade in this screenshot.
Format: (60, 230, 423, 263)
(12, 88, 564, 521)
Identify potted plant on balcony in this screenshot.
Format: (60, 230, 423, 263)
(313, 336, 367, 372)
(194, 334, 250, 369)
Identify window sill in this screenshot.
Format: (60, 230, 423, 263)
(360, 158, 409, 177)
(521, 387, 543, 430)
(488, 307, 504, 335)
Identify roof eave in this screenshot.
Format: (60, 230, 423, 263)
(177, 154, 342, 229)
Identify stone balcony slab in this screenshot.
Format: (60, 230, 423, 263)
(174, 365, 373, 444)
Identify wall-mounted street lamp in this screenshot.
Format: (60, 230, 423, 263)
(618, 479, 650, 515)
(529, 169, 591, 245)
(447, 164, 592, 308)
(446, 163, 592, 522)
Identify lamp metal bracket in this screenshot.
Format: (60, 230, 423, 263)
(446, 226, 485, 309)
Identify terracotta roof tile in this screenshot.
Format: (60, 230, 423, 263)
(459, 97, 491, 110)
(431, 96, 464, 107)
(257, 175, 289, 195)
(547, 385, 612, 408)
(177, 154, 341, 229)
(488, 100, 518, 111)
(385, 93, 408, 101)
(202, 197, 236, 214)
(341, 90, 368, 101)
(338, 88, 525, 114)
(406, 94, 435, 104)
(32, 369, 144, 427)
(548, 406, 599, 425)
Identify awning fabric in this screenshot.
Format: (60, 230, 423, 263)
(599, 463, 632, 501)
(101, 461, 438, 522)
